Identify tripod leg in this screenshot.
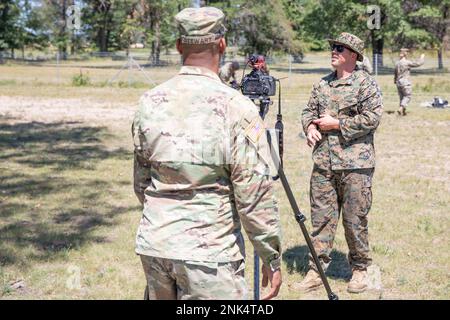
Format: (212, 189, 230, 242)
(278, 167, 338, 300)
(144, 285, 149, 300)
(266, 134, 338, 300)
(254, 250, 260, 300)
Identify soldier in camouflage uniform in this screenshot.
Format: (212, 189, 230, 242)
(132, 7, 282, 300)
(295, 33, 383, 294)
(219, 60, 240, 87)
(394, 48, 425, 116)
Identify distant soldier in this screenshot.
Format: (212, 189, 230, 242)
(357, 55, 373, 74)
(297, 32, 383, 294)
(219, 60, 240, 87)
(394, 48, 425, 116)
(132, 7, 282, 300)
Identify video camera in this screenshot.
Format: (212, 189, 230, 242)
(239, 54, 283, 166)
(241, 55, 276, 100)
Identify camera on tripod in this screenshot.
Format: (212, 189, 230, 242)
(240, 55, 338, 301)
(239, 55, 339, 301)
(241, 55, 276, 100)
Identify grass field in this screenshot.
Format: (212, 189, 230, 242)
(0, 51, 449, 300)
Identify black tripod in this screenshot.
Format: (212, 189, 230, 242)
(252, 85, 339, 301)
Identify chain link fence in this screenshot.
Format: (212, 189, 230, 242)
(0, 49, 448, 99)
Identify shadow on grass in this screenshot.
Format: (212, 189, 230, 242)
(283, 245, 352, 280)
(0, 119, 139, 267)
(0, 121, 130, 170)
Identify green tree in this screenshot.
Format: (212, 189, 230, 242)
(285, 0, 367, 50)
(43, 0, 72, 59)
(134, 0, 189, 64)
(286, 0, 414, 67)
(404, 0, 450, 69)
(0, 0, 21, 59)
(206, 0, 302, 56)
(82, 0, 136, 52)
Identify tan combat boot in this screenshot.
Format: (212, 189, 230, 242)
(291, 269, 323, 292)
(347, 269, 368, 293)
(402, 107, 407, 116)
(397, 106, 404, 116)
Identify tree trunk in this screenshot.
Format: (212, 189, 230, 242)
(150, 41, 155, 63)
(147, 3, 162, 65)
(60, 0, 67, 60)
(71, 28, 76, 55)
(97, 5, 112, 52)
(98, 28, 107, 52)
(437, 48, 443, 70)
(22, 46, 25, 60)
(106, 29, 110, 52)
(371, 32, 384, 69)
(153, 19, 160, 65)
(69, 0, 75, 55)
(71, 36, 75, 55)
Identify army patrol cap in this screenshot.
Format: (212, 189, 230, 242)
(328, 32, 364, 62)
(175, 7, 227, 45)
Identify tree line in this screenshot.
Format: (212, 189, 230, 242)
(0, 0, 448, 68)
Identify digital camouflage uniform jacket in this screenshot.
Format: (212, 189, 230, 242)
(302, 69, 383, 170)
(132, 66, 282, 269)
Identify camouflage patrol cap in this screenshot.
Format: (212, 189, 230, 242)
(175, 7, 227, 45)
(328, 32, 364, 62)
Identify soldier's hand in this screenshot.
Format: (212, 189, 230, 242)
(306, 125, 322, 148)
(313, 114, 340, 132)
(261, 265, 282, 300)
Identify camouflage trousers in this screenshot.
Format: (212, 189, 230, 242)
(396, 84, 412, 108)
(308, 167, 374, 272)
(140, 255, 247, 300)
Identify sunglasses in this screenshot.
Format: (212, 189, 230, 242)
(331, 44, 346, 53)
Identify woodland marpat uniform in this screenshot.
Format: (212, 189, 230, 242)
(301, 66, 382, 272)
(302, 69, 382, 170)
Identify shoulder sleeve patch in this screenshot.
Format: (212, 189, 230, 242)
(244, 117, 264, 144)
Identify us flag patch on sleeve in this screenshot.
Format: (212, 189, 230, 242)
(244, 117, 264, 144)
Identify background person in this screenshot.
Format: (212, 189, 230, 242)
(219, 60, 240, 87)
(394, 48, 425, 116)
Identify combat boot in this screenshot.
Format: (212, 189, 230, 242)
(397, 106, 404, 116)
(290, 269, 323, 292)
(402, 107, 407, 116)
(347, 269, 368, 293)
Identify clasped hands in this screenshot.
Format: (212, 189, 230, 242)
(306, 114, 340, 147)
